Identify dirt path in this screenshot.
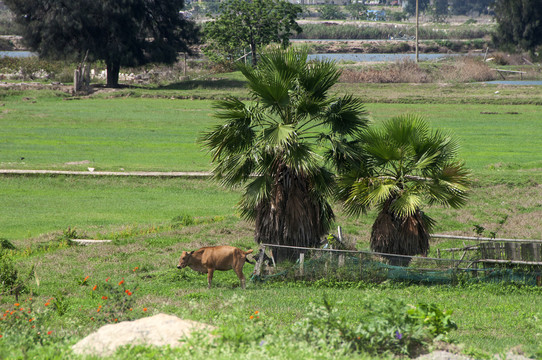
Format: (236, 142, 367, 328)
(0, 169, 212, 177)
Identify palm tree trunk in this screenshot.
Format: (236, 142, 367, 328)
(370, 200, 430, 267)
(254, 164, 333, 263)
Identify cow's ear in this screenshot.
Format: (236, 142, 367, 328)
(189, 251, 194, 255)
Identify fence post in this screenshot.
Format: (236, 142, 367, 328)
(338, 254, 345, 267)
(253, 245, 266, 277)
(299, 252, 305, 277)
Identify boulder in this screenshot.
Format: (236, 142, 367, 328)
(72, 313, 214, 357)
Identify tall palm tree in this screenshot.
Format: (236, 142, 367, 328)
(200, 48, 368, 262)
(337, 114, 470, 266)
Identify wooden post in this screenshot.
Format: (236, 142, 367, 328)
(299, 252, 305, 276)
(184, 52, 187, 77)
(74, 67, 81, 93)
(415, 0, 419, 63)
(338, 254, 345, 267)
(253, 246, 266, 277)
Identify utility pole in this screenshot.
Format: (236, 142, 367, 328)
(415, 0, 419, 63)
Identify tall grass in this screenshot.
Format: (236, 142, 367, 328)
(295, 23, 494, 40)
(340, 57, 496, 83)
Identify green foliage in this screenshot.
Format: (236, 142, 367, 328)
(90, 277, 138, 324)
(318, 4, 346, 20)
(4, 0, 198, 87)
(0, 251, 20, 294)
(0, 298, 56, 355)
(295, 23, 491, 40)
(345, 3, 367, 20)
(338, 114, 470, 218)
(0, 56, 64, 80)
(292, 296, 456, 356)
(203, 0, 302, 67)
(493, 0, 542, 54)
(171, 214, 195, 227)
(407, 303, 457, 340)
(0, 239, 15, 251)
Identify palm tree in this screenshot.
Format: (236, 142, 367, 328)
(200, 48, 368, 262)
(337, 114, 470, 266)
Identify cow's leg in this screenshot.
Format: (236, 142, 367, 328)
(207, 268, 214, 289)
(234, 265, 246, 289)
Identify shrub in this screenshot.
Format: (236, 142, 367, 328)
(0, 251, 23, 297)
(291, 296, 456, 357)
(439, 56, 496, 82)
(341, 60, 432, 84)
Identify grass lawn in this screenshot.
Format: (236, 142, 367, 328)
(1, 83, 542, 359)
(2, 93, 541, 179)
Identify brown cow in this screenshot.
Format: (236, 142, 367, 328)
(177, 246, 254, 289)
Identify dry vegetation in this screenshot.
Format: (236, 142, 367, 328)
(340, 57, 498, 84)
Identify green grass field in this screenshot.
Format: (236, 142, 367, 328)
(1, 80, 542, 359)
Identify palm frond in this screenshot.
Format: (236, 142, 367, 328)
(263, 123, 297, 148)
(389, 191, 424, 217)
(322, 95, 369, 136)
(212, 152, 256, 188)
(300, 59, 341, 100)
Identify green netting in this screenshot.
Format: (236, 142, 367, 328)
(250, 251, 542, 286)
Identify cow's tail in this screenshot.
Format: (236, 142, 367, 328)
(244, 249, 255, 264)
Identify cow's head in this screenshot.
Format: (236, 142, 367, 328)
(177, 251, 193, 269)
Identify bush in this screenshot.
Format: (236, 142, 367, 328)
(0, 251, 22, 296)
(317, 4, 346, 20)
(439, 56, 496, 82)
(291, 296, 456, 357)
(341, 60, 432, 84)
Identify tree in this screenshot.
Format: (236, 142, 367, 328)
(337, 115, 470, 266)
(405, 0, 430, 15)
(450, 0, 493, 16)
(318, 4, 347, 20)
(493, 0, 542, 55)
(345, 3, 367, 20)
(430, 0, 449, 23)
(5, 0, 198, 87)
(200, 48, 368, 262)
(203, 0, 302, 67)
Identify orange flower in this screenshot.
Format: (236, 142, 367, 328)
(28, 318, 33, 322)
(32, 325, 35, 329)
(0, 335, 3, 338)
(133, 267, 139, 272)
(143, 308, 147, 312)
(105, 277, 110, 282)
(249, 315, 254, 319)
(114, 318, 118, 322)
(14, 303, 20, 307)
(44, 302, 50, 306)
(102, 296, 108, 300)
(254, 311, 259, 314)
(118, 279, 124, 285)
(47, 331, 52, 335)
(83, 276, 89, 282)
(97, 309, 101, 313)
(129, 308, 133, 311)
(92, 285, 97, 291)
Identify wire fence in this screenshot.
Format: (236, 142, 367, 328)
(251, 236, 542, 286)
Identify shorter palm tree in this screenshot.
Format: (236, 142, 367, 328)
(337, 114, 470, 266)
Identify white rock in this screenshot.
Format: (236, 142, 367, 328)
(72, 313, 214, 357)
